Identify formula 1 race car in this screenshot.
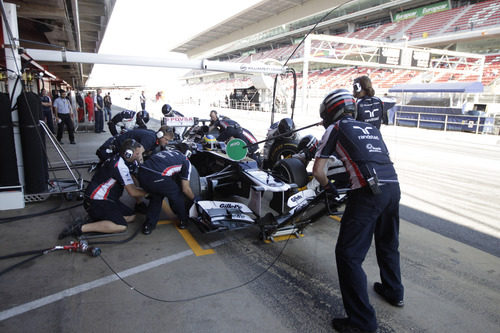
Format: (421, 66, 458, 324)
(164, 117, 348, 241)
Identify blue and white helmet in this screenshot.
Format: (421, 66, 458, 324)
(319, 89, 356, 128)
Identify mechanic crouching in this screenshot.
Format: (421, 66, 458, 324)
(108, 109, 150, 136)
(312, 89, 403, 333)
(137, 126, 197, 234)
(58, 139, 147, 239)
(96, 126, 171, 163)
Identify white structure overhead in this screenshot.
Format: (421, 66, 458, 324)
(172, 0, 351, 58)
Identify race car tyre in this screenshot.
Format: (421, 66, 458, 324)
(272, 157, 308, 188)
(189, 165, 202, 198)
(267, 140, 299, 168)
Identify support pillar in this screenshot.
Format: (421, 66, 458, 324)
(1, 2, 25, 209)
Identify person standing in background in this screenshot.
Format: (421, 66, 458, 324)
(94, 88, 104, 133)
(67, 88, 77, 115)
(40, 88, 55, 134)
(104, 92, 113, 121)
(85, 91, 94, 122)
(353, 76, 386, 129)
(140, 91, 146, 111)
(53, 90, 75, 144)
(76, 91, 85, 123)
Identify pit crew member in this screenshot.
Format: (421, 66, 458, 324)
(208, 110, 242, 142)
(137, 126, 196, 234)
(353, 75, 386, 129)
(262, 117, 298, 167)
(292, 134, 318, 166)
(312, 89, 403, 333)
(96, 127, 170, 162)
(161, 104, 186, 138)
(108, 110, 150, 136)
(58, 139, 147, 239)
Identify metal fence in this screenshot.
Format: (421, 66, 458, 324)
(394, 110, 499, 134)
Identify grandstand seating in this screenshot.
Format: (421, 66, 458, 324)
(482, 54, 500, 85)
(193, 1, 500, 100)
(370, 19, 417, 42)
(349, 26, 377, 40)
(444, 0, 500, 33)
(405, 6, 468, 39)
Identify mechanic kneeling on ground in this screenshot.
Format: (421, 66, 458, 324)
(312, 89, 403, 333)
(137, 126, 197, 234)
(58, 139, 147, 239)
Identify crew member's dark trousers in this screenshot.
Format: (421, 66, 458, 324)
(42, 109, 55, 134)
(108, 121, 119, 136)
(96, 137, 117, 162)
(95, 110, 104, 133)
(108, 114, 125, 136)
(56, 113, 75, 142)
(138, 170, 187, 227)
(335, 183, 403, 332)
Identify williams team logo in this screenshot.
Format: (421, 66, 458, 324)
(353, 126, 379, 140)
(366, 143, 382, 153)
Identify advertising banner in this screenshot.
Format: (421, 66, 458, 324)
(394, 2, 449, 22)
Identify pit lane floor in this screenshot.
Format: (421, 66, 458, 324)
(0, 106, 499, 333)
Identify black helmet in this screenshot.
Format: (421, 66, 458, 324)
(277, 118, 295, 138)
(136, 110, 150, 127)
(162, 104, 173, 116)
(319, 89, 356, 128)
(297, 135, 318, 160)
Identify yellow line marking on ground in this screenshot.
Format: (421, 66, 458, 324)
(329, 215, 342, 222)
(156, 220, 214, 256)
(264, 233, 304, 244)
(176, 227, 215, 256)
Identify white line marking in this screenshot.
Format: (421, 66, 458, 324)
(0, 250, 193, 322)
